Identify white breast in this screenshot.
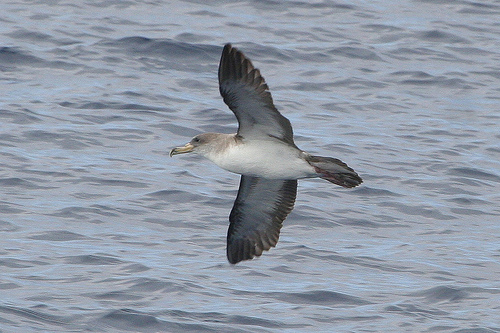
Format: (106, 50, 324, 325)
(206, 139, 316, 179)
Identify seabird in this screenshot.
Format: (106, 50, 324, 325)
(170, 44, 362, 264)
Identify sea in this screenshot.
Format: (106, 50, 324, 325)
(1, 1, 500, 332)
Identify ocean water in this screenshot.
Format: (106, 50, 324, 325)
(2, 1, 500, 332)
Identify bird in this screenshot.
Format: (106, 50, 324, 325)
(170, 43, 362, 264)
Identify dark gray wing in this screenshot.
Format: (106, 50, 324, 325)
(227, 175, 297, 264)
(218, 43, 295, 145)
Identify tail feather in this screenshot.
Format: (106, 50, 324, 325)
(306, 155, 362, 188)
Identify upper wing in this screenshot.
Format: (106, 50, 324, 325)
(227, 175, 297, 264)
(218, 43, 295, 145)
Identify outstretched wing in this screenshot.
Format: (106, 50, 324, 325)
(218, 43, 295, 145)
(227, 175, 297, 264)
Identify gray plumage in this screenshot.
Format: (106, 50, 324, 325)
(219, 44, 295, 146)
(227, 176, 297, 264)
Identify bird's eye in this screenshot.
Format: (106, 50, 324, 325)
(193, 137, 200, 143)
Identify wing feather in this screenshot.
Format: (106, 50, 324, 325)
(219, 44, 295, 145)
(227, 175, 297, 264)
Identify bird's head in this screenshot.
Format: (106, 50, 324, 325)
(170, 133, 228, 157)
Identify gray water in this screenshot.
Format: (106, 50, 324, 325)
(2, 1, 500, 332)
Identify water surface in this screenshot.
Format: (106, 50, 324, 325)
(2, 1, 500, 332)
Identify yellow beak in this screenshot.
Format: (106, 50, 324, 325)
(170, 143, 194, 157)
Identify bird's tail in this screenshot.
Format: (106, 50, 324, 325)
(306, 155, 362, 188)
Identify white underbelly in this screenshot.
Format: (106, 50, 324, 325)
(208, 140, 316, 179)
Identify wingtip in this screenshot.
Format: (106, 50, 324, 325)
(226, 243, 260, 265)
(226, 242, 251, 265)
(222, 43, 234, 58)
